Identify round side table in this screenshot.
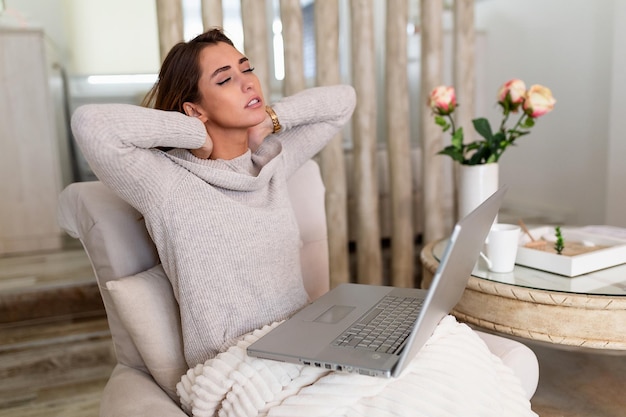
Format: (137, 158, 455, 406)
(420, 240, 626, 350)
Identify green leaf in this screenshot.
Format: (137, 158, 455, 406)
(438, 147, 465, 163)
(473, 118, 493, 140)
(509, 130, 530, 138)
(465, 143, 490, 165)
(465, 141, 480, 151)
(489, 132, 506, 152)
(434, 115, 447, 127)
(523, 117, 535, 128)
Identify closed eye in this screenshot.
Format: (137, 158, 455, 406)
(216, 67, 254, 85)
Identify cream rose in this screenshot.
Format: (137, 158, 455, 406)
(498, 79, 527, 106)
(523, 85, 556, 118)
(429, 86, 456, 115)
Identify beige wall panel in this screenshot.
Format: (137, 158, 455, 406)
(0, 29, 63, 255)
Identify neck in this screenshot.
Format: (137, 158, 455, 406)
(208, 128, 249, 160)
(209, 142, 248, 160)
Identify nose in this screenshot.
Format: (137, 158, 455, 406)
(242, 79, 254, 92)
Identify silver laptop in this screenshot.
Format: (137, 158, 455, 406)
(247, 186, 507, 378)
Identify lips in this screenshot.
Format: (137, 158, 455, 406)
(247, 98, 260, 108)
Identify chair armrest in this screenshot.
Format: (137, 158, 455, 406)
(100, 364, 186, 417)
(475, 330, 539, 400)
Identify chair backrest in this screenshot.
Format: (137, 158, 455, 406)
(57, 159, 330, 371)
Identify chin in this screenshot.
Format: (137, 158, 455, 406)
(252, 108, 267, 123)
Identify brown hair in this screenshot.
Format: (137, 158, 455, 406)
(142, 28, 235, 112)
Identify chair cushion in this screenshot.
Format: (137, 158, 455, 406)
(58, 181, 160, 369)
(102, 364, 188, 417)
(106, 264, 186, 401)
(287, 159, 329, 300)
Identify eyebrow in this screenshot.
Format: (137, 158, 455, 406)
(210, 57, 249, 79)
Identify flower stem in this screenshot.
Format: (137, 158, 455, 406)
(494, 111, 527, 161)
(499, 108, 511, 132)
(511, 113, 526, 133)
(447, 113, 456, 135)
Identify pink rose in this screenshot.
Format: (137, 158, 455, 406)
(498, 79, 526, 106)
(429, 86, 456, 115)
(523, 85, 556, 118)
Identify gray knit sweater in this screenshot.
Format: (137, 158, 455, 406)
(71, 85, 356, 367)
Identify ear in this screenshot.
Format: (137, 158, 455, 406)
(183, 102, 208, 122)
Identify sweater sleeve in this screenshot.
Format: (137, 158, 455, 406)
(71, 103, 207, 213)
(268, 85, 356, 176)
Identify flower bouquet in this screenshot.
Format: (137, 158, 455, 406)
(429, 79, 556, 165)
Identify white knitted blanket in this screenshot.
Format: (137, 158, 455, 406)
(177, 316, 537, 417)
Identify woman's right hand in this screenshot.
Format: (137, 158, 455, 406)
(190, 134, 213, 159)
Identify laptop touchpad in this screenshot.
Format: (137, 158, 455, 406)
(314, 305, 355, 324)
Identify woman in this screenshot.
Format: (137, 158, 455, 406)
(72, 28, 356, 368)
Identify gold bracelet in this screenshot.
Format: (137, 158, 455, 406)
(265, 105, 282, 134)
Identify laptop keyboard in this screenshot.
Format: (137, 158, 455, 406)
(331, 295, 424, 354)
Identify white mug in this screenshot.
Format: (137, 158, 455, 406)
(480, 223, 520, 273)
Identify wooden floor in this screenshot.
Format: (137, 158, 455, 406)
(1, 247, 625, 417)
(0, 378, 108, 417)
(0, 245, 114, 417)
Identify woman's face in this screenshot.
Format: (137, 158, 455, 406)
(185, 42, 266, 134)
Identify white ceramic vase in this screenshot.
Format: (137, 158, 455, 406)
(457, 163, 499, 219)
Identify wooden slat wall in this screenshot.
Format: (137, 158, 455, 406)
(314, 1, 351, 289)
(200, 0, 223, 30)
(453, 0, 475, 222)
(155, 0, 183, 63)
(153, 0, 473, 288)
(453, 0, 475, 141)
(350, 0, 382, 286)
(280, 0, 305, 96)
(385, 0, 414, 287)
(241, 0, 271, 100)
(419, 0, 446, 244)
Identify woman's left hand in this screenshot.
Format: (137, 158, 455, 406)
(247, 113, 274, 152)
(190, 134, 213, 159)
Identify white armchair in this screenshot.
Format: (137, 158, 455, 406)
(57, 160, 537, 416)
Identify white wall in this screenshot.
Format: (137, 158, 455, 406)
(606, 0, 626, 226)
(475, 0, 625, 226)
(9, 0, 160, 75)
(66, 0, 160, 75)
